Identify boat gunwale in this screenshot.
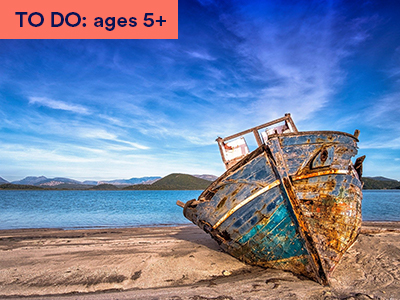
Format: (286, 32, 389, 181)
(266, 130, 359, 142)
(199, 145, 269, 201)
(202, 130, 359, 201)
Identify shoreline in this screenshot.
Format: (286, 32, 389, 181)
(0, 223, 193, 232)
(1, 222, 400, 299)
(0, 220, 399, 233)
(361, 220, 400, 232)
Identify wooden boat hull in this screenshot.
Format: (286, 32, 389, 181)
(182, 131, 363, 285)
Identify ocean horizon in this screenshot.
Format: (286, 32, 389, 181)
(0, 189, 399, 230)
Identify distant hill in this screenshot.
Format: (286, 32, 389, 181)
(47, 183, 93, 190)
(12, 176, 85, 187)
(368, 176, 397, 182)
(0, 177, 9, 184)
(5, 174, 400, 190)
(38, 177, 82, 187)
(9, 176, 161, 188)
(1, 174, 215, 190)
(363, 176, 400, 190)
(83, 177, 161, 186)
(12, 176, 48, 185)
(124, 173, 212, 190)
(7, 174, 215, 189)
(82, 180, 98, 185)
(98, 176, 161, 186)
(193, 174, 218, 182)
(89, 184, 120, 190)
(0, 183, 45, 190)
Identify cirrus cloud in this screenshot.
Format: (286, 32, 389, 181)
(29, 97, 90, 115)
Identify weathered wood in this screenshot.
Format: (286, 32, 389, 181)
(217, 114, 298, 169)
(176, 200, 185, 208)
(220, 114, 294, 142)
(216, 137, 228, 167)
(268, 138, 327, 285)
(285, 113, 298, 133)
(181, 115, 364, 285)
(253, 129, 263, 146)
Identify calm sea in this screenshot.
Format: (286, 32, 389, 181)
(0, 190, 399, 230)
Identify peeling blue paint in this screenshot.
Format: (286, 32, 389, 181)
(182, 128, 363, 285)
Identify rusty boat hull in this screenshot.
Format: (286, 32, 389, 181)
(180, 116, 363, 285)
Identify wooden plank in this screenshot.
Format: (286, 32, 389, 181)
(267, 138, 328, 285)
(221, 115, 292, 142)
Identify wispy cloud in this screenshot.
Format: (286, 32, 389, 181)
(364, 92, 400, 127)
(214, 1, 374, 123)
(79, 129, 117, 140)
(1, 1, 400, 180)
(186, 50, 216, 61)
(29, 97, 90, 115)
(360, 137, 400, 150)
(0, 142, 156, 180)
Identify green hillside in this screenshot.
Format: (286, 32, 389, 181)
(0, 183, 45, 190)
(123, 173, 212, 190)
(363, 177, 400, 189)
(2, 175, 400, 190)
(49, 183, 93, 190)
(89, 184, 120, 190)
(0, 174, 213, 191)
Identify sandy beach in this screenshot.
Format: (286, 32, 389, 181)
(0, 222, 399, 300)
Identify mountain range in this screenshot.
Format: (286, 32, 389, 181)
(7, 176, 161, 187)
(2, 174, 399, 190)
(123, 173, 213, 190)
(0, 173, 215, 191)
(363, 176, 400, 189)
(1, 174, 218, 188)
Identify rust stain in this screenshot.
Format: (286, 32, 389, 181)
(320, 149, 328, 163)
(217, 196, 228, 210)
(180, 114, 364, 286)
(292, 169, 348, 181)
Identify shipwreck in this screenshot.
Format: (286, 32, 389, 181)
(177, 113, 365, 285)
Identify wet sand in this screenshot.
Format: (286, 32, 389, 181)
(0, 222, 399, 300)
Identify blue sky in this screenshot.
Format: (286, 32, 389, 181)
(1, 0, 400, 181)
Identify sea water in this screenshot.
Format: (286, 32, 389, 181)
(362, 190, 400, 221)
(0, 190, 199, 230)
(0, 190, 399, 230)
